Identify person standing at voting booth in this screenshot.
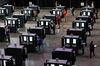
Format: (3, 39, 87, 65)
(37, 35, 43, 51)
(5, 26, 10, 42)
(63, 8, 68, 17)
(50, 22, 56, 34)
(71, 7, 75, 16)
(57, 16, 60, 28)
(89, 41, 96, 58)
(63, 8, 68, 22)
(95, 8, 98, 19)
(88, 24, 92, 36)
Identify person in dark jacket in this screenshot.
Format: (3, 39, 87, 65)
(88, 24, 92, 36)
(5, 26, 10, 42)
(89, 41, 95, 58)
(95, 8, 98, 19)
(50, 22, 55, 34)
(37, 35, 43, 51)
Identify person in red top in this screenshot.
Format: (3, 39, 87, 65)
(64, 7, 68, 17)
(63, 8, 68, 22)
(57, 16, 60, 28)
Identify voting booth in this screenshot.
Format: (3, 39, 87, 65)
(19, 33, 37, 52)
(13, 14, 25, 27)
(43, 15, 57, 24)
(50, 9, 63, 16)
(4, 44, 27, 66)
(56, 5, 65, 10)
(0, 26, 7, 42)
(80, 10, 94, 18)
(52, 48, 76, 65)
(27, 27, 46, 39)
(28, 4, 40, 21)
(67, 28, 87, 43)
(0, 7, 6, 18)
(4, 17, 19, 33)
(44, 59, 71, 66)
(0, 55, 14, 66)
(82, 6, 95, 13)
(75, 16, 91, 24)
(37, 19, 52, 34)
(61, 35, 84, 55)
(61, 35, 81, 48)
(72, 20, 89, 32)
(80, 9, 95, 25)
(21, 7, 33, 21)
(3, 4, 14, 16)
(28, 4, 40, 16)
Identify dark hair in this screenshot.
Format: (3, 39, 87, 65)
(90, 41, 93, 44)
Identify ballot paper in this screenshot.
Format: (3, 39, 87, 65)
(94, 45, 97, 48)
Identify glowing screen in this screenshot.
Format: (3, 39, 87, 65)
(24, 36, 27, 41)
(66, 39, 70, 43)
(29, 37, 33, 41)
(73, 39, 76, 44)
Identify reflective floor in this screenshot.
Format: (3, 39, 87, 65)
(0, 8, 100, 66)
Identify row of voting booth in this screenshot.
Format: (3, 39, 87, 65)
(0, 3, 42, 66)
(0, 3, 40, 19)
(0, 2, 61, 66)
(0, 3, 41, 42)
(0, 3, 40, 33)
(61, 5, 97, 55)
(18, 3, 49, 52)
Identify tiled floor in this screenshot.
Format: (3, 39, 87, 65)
(0, 8, 100, 66)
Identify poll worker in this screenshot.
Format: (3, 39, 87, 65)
(89, 41, 95, 58)
(63, 8, 68, 17)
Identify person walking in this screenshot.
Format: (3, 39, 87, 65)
(37, 35, 43, 51)
(57, 16, 60, 28)
(50, 22, 56, 34)
(89, 41, 95, 58)
(71, 7, 75, 16)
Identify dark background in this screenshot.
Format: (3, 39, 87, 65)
(2, 0, 100, 8)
